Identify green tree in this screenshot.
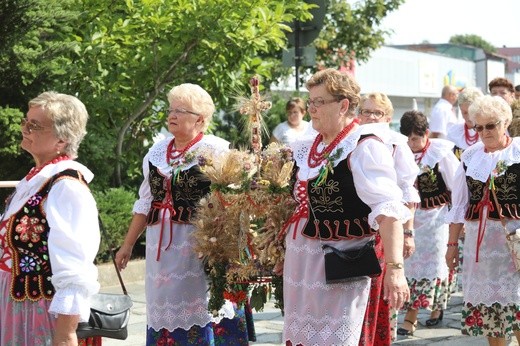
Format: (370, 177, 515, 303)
(449, 34, 497, 54)
(62, 0, 311, 188)
(316, 0, 405, 68)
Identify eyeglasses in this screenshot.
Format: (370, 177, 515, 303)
(167, 108, 201, 117)
(359, 109, 386, 119)
(306, 97, 341, 109)
(21, 118, 49, 133)
(473, 120, 501, 132)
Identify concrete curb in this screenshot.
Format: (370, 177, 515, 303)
(97, 258, 146, 288)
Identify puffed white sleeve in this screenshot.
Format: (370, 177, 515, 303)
(393, 144, 420, 204)
(47, 177, 100, 322)
(133, 153, 153, 216)
(350, 138, 411, 230)
(445, 161, 469, 224)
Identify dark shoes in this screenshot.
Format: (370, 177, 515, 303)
(425, 310, 444, 327)
(396, 319, 417, 336)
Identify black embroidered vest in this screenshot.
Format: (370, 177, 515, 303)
(6, 169, 87, 302)
(417, 163, 451, 210)
(465, 163, 520, 220)
(146, 162, 210, 224)
(301, 139, 376, 240)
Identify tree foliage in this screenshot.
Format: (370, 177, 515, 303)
(449, 34, 497, 54)
(315, 0, 405, 68)
(0, 0, 404, 193)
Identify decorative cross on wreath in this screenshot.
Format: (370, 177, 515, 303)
(239, 76, 272, 155)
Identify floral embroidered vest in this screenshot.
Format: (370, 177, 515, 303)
(6, 169, 87, 302)
(300, 137, 376, 240)
(146, 162, 211, 224)
(416, 163, 451, 210)
(465, 163, 520, 220)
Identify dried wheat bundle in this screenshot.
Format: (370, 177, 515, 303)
(201, 149, 257, 188)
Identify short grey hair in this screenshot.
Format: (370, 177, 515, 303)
(29, 91, 88, 159)
(469, 95, 512, 125)
(458, 87, 483, 106)
(167, 83, 215, 132)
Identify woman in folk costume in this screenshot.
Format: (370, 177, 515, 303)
(446, 95, 520, 346)
(115, 83, 250, 345)
(0, 91, 101, 345)
(282, 68, 410, 346)
(447, 87, 483, 159)
(396, 110, 459, 336)
(358, 92, 420, 344)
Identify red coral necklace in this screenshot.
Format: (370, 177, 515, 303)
(414, 139, 431, 164)
(308, 118, 358, 168)
(25, 154, 71, 181)
(166, 132, 203, 164)
(464, 124, 479, 146)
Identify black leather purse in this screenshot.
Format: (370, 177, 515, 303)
(322, 240, 382, 284)
(76, 216, 133, 340)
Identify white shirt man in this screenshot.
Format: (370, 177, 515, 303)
(429, 85, 459, 138)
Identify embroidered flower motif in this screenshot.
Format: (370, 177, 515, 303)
(490, 160, 510, 190)
(15, 215, 45, 243)
(314, 148, 344, 186)
(20, 256, 36, 273)
(27, 194, 43, 206)
(418, 163, 437, 183)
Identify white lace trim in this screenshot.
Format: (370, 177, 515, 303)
(461, 138, 520, 182)
(292, 125, 383, 178)
(417, 138, 455, 171)
(462, 220, 520, 306)
(369, 200, 411, 231)
(284, 309, 363, 346)
(49, 284, 92, 322)
(147, 134, 230, 175)
(147, 297, 212, 331)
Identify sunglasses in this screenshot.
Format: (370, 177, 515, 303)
(473, 120, 501, 132)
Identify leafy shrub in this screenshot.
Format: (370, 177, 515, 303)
(93, 187, 141, 263)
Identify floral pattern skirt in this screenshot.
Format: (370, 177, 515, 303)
(403, 271, 456, 311)
(145, 306, 250, 346)
(0, 270, 101, 345)
(462, 302, 520, 338)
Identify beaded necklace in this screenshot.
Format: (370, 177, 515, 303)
(166, 132, 203, 165)
(414, 139, 430, 165)
(307, 118, 358, 168)
(25, 155, 71, 181)
(464, 124, 479, 146)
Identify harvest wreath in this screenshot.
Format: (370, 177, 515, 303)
(192, 77, 295, 315)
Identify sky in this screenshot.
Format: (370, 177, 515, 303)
(379, 0, 520, 48)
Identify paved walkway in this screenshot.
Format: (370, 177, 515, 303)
(98, 260, 518, 346)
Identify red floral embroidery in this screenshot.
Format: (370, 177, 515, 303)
(157, 329, 174, 346)
(412, 293, 430, 309)
(465, 315, 475, 326)
(516, 311, 520, 320)
(15, 215, 45, 242)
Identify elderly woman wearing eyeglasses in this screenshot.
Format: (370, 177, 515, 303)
(396, 110, 460, 337)
(282, 69, 410, 346)
(115, 84, 252, 345)
(357, 93, 420, 344)
(0, 92, 101, 345)
(446, 95, 520, 346)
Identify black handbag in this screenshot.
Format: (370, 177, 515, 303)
(76, 216, 133, 340)
(322, 240, 382, 284)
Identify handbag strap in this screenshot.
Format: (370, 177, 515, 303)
(98, 216, 129, 295)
